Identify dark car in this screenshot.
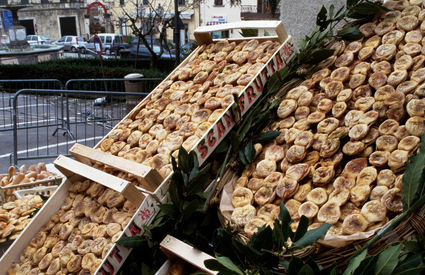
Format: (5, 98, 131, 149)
(128, 43, 176, 59)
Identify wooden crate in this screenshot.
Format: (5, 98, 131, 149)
(0, 154, 160, 275)
(158, 235, 217, 275)
(0, 176, 62, 203)
(94, 21, 297, 202)
(69, 143, 164, 200)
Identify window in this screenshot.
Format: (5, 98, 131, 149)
(58, 37, 65, 42)
(105, 36, 112, 43)
(120, 0, 124, 5)
(214, 0, 223, 6)
(0, 0, 7, 5)
(178, 0, 185, 5)
(66, 37, 72, 42)
(21, 0, 28, 4)
(143, 0, 148, 5)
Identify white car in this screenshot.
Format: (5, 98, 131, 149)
(54, 36, 85, 52)
(27, 35, 51, 45)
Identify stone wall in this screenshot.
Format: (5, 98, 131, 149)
(280, 0, 344, 46)
(18, 2, 87, 41)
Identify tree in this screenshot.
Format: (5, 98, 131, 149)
(115, 0, 201, 68)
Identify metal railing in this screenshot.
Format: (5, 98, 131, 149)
(11, 89, 149, 166)
(0, 79, 63, 132)
(65, 77, 162, 93)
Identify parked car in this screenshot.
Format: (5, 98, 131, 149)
(181, 40, 197, 55)
(128, 43, 176, 59)
(0, 35, 9, 44)
(27, 35, 51, 45)
(54, 36, 85, 52)
(79, 33, 128, 55)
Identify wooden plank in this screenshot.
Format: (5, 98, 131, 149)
(194, 20, 288, 44)
(160, 235, 217, 274)
(70, 143, 163, 192)
(54, 155, 144, 206)
(0, 180, 71, 271)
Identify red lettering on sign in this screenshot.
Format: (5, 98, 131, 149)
(110, 247, 123, 263)
(275, 53, 285, 70)
(252, 77, 263, 93)
(246, 87, 257, 104)
(267, 61, 276, 75)
(100, 261, 114, 275)
(217, 120, 226, 139)
(197, 139, 208, 159)
(128, 222, 142, 236)
(138, 208, 152, 222)
(207, 129, 216, 147)
(238, 94, 245, 112)
(223, 111, 234, 128)
(283, 44, 291, 56)
(260, 68, 268, 82)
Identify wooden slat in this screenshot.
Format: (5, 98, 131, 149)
(54, 155, 144, 206)
(160, 235, 217, 274)
(194, 20, 288, 44)
(70, 143, 163, 192)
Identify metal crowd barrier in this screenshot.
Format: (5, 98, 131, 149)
(0, 79, 63, 132)
(11, 89, 149, 166)
(65, 77, 162, 93)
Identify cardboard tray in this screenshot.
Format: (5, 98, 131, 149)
(0, 155, 161, 275)
(93, 21, 297, 202)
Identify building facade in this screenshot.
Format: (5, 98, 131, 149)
(199, 0, 241, 39)
(111, 0, 200, 44)
(0, 0, 88, 41)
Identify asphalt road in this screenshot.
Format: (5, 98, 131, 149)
(0, 90, 131, 172)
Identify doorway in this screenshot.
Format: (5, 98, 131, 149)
(19, 19, 34, 35)
(59, 16, 77, 36)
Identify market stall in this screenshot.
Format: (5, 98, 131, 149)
(2, 0, 425, 274)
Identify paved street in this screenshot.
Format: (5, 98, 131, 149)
(0, 90, 130, 171)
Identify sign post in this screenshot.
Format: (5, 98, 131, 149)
(93, 34, 107, 90)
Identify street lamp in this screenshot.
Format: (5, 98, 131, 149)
(173, 0, 180, 64)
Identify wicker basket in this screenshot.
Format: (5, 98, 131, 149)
(214, 40, 425, 268)
(217, 165, 425, 270)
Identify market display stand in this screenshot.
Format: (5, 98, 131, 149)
(0, 20, 297, 275)
(92, 21, 296, 207)
(0, 153, 158, 274)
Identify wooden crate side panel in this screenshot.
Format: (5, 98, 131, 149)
(0, 180, 71, 270)
(194, 36, 296, 165)
(160, 235, 217, 274)
(194, 20, 287, 44)
(95, 195, 160, 275)
(70, 143, 163, 192)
